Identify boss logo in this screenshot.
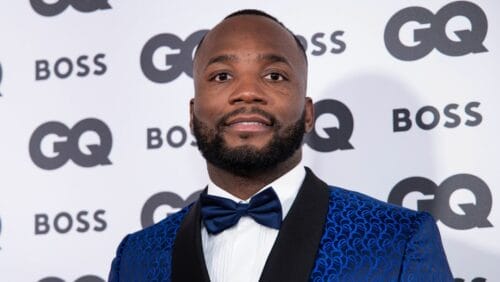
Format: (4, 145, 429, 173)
(39, 275, 104, 282)
(296, 31, 346, 56)
(30, 0, 111, 17)
(35, 210, 107, 235)
(140, 30, 208, 83)
(305, 99, 354, 152)
(388, 174, 493, 230)
(29, 118, 112, 170)
(393, 102, 481, 132)
(147, 126, 196, 149)
(141, 190, 202, 228)
(384, 1, 488, 61)
(35, 54, 106, 81)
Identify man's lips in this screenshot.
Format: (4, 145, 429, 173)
(224, 115, 273, 133)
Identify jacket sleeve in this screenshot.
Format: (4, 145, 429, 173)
(399, 212, 454, 282)
(108, 234, 130, 282)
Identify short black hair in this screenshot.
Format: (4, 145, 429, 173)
(194, 9, 308, 64)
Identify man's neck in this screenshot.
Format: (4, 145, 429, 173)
(207, 151, 302, 200)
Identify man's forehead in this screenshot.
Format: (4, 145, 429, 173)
(196, 15, 302, 64)
(210, 15, 287, 36)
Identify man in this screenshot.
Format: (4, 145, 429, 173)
(109, 10, 453, 281)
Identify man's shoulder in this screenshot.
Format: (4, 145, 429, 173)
(325, 185, 431, 225)
(310, 186, 451, 281)
(109, 203, 194, 280)
(125, 204, 193, 245)
(303, 168, 429, 223)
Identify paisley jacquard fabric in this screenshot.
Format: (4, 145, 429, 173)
(108, 186, 453, 281)
(108, 207, 189, 282)
(309, 187, 453, 282)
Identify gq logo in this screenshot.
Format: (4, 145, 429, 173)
(141, 30, 208, 83)
(30, 0, 111, 17)
(305, 99, 354, 152)
(388, 174, 493, 230)
(384, 1, 488, 61)
(39, 275, 104, 282)
(141, 190, 202, 228)
(29, 118, 112, 170)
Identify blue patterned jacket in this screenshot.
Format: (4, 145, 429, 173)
(109, 168, 453, 281)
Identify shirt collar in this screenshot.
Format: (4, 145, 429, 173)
(207, 160, 306, 219)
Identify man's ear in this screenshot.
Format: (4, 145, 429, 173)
(304, 97, 314, 133)
(189, 98, 195, 134)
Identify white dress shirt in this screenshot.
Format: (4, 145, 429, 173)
(201, 162, 306, 282)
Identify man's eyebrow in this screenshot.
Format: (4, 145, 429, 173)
(259, 54, 292, 66)
(205, 55, 238, 69)
(203, 53, 292, 70)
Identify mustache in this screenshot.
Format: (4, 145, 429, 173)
(217, 107, 278, 128)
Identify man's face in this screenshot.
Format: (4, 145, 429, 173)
(191, 15, 313, 175)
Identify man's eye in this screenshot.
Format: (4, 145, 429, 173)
(264, 73, 286, 81)
(212, 73, 232, 82)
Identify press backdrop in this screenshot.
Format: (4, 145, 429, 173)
(0, 1, 498, 281)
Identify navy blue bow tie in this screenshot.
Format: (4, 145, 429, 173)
(200, 187, 283, 235)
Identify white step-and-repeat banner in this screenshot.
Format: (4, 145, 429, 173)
(0, 1, 498, 281)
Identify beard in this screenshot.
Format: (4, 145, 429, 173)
(192, 107, 306, 177)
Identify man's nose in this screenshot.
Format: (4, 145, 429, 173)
(228, 76, 267, 105)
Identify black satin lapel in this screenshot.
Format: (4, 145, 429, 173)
(259, 167, 330, 282)
(172, 199, 210, 282)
